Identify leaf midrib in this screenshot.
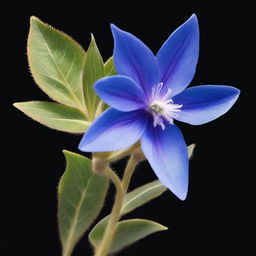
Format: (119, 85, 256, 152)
(121, 183, 166, 214)
(35, 23, 84, 111)
(63, 174, 94, 254)
(42, 117, 89, 123)
(19, 105, 89, 123)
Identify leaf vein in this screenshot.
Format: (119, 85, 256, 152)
(122, 183, 165, 213)
(35, 24, 83, 109)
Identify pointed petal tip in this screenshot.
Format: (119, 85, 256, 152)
(187, 13, 199, 26)
(178, 190, 188, 201)
(110, 23, 115, 29)
(174, 85, 241, 125)
(221, 85, 241, 99)
(180, 14, 198, 31)
(156, 13, 199, 96)
(191, 13, 198, 19)
(110, 22, 160, 92)
(233, 87, 241, 95)
(110, 24, 126, 39)
(232, 89, 240, 105)
(163, 180, 188, 201)
(230, 87, 240, 102)
(110, 23, 121, 34)
(141, 124, 189, 201)
(188, 13, 198, 22)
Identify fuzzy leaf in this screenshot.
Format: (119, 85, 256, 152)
(90, 218, 167, 253)
(122, 180, 166, 215)
(28, 17, 86, 111)
(104, 57, 117, 76)
(187, 143, 196, 159)
(58, 151, 109, 256)
(88, 180, 166, 249)
(83, 35, 104, 120)
(13, 101, 89, 133)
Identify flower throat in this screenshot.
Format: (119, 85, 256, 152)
(149, 83, 182, 129)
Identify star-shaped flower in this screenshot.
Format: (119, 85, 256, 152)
(79, 14, 240, 200)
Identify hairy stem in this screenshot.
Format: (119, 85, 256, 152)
(122, 155, 138, 193)
(94, 168, 123, 256)
(94, 156, 138, 256)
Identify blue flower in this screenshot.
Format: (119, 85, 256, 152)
(79, 14, 240, 200)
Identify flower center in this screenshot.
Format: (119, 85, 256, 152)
(148, 83, 182, 129)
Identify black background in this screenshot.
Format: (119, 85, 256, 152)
(1, 1, 255, 255)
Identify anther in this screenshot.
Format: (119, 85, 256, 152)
(149, 83, 183, 129)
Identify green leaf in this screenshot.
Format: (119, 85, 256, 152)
(188, 143, 196, 159)
(100, 57, 117, 112)
(122, 180, 166, 215)
(28, 17, 86, 111)
(88, 180, 168, 247)
(104, 57, 117, 76)
(13, 101, 90, 133)
(83, 34, 104, 120)
(90, 218, 167, 253)
(58, 151, 109, 256)
(88, 216, 108, 249)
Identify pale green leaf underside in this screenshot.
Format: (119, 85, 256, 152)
(104, 57, 117, 76)
(88, 179, 166, 249)
(88, 180, 166, 244)
(90, 218, 167, 253)
(122, 180, 166, 215)
(83, 35, 104, 120)
(14, 101, 89, 133)
(187, 143, 196, 159)
(28, 17, 86, 110)
(58, 151, 109, 256)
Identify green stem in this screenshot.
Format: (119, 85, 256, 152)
(94, 168, 124, 256)
(122, 155, 138, 193)
(94, 156, 138, 256)
(106, 142, 140, 163)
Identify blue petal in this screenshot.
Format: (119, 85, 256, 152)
(79, 108, 147, 152)
(156, 14, 199, 96)
(111, 24, 160, 96)
(141, 124, 189, 200)
(94, 75, 146, 112)
(173, 85, 240, 125)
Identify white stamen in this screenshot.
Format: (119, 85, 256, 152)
(149, 83, 182, 129)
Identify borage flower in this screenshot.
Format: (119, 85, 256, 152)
(79, 14, 240, 200)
